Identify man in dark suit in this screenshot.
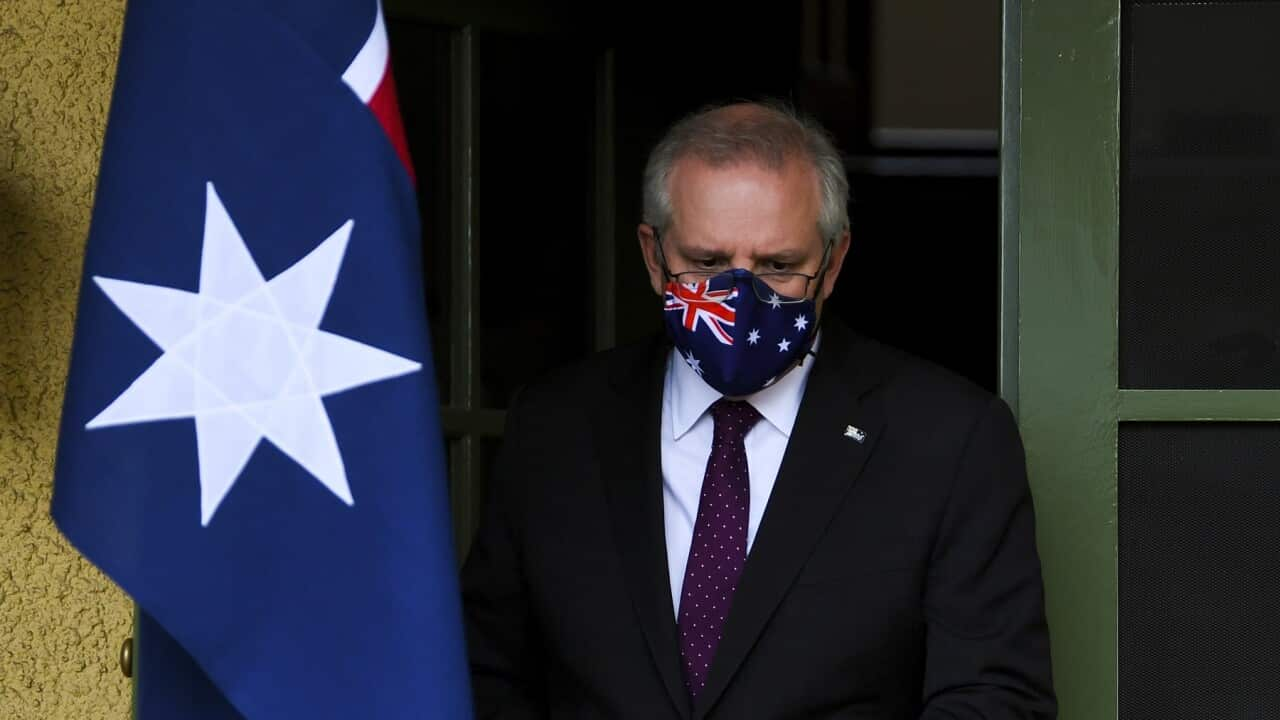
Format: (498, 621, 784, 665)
(462, 101, 1055, 719)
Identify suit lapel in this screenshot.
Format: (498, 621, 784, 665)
(693, 322, 892, 719)
(596, 336, 691, 719)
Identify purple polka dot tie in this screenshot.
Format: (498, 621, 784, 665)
(678, 399, 761, 699)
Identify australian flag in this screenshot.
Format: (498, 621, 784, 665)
(51, 1, 472, 718)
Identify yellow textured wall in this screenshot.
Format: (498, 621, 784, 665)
(0, 1, 132, 718)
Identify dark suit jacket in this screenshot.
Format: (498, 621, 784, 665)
(462, 319, 1055, 719)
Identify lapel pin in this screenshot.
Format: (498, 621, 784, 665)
(844, 425, 867, 443)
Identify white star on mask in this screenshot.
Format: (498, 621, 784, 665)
(684, 351, 703, 375)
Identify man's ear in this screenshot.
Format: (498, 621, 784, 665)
(638, 224, 666, 296)
(819, 230, 851, 302)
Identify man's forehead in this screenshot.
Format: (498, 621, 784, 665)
(667, 156, 819, 215)
(665, 157, 821, 242)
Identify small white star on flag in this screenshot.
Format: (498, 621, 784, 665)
(793, 314, 809, 331)
(777, 338, 792, 352)
(747, 329, 761, 345)
(767, 293, 783, 309)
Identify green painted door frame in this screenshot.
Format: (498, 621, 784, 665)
(1002, 0, 1121, 718)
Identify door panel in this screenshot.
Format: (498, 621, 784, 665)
(385, 5, 616, 557)
(475, 31, 596, 408)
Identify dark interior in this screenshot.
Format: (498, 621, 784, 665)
(388, 1, 1001, 408)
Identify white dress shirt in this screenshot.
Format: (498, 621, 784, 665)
(661, 334, 818, 614)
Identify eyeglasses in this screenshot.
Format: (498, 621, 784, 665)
(652, 226, 832, 304)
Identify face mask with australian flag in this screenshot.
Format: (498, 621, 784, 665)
(663, 268, 818, 397)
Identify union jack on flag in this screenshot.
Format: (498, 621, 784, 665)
(664, 281, 739, 345)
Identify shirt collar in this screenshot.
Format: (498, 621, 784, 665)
(668, 331, 821, 441)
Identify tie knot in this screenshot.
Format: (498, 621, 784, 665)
(710, 399, 761, 440)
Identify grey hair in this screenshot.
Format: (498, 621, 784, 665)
(642, 100, 850, 243)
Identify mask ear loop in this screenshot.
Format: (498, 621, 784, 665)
(795, 237, 836, 367)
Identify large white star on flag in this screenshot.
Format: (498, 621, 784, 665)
(86, 182, 421, 526)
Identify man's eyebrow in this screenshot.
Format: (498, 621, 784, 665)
(676, 243, 731, 258)
(755, 249, 806, 263)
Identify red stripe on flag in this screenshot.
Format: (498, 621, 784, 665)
(367, 64, 416, 186)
